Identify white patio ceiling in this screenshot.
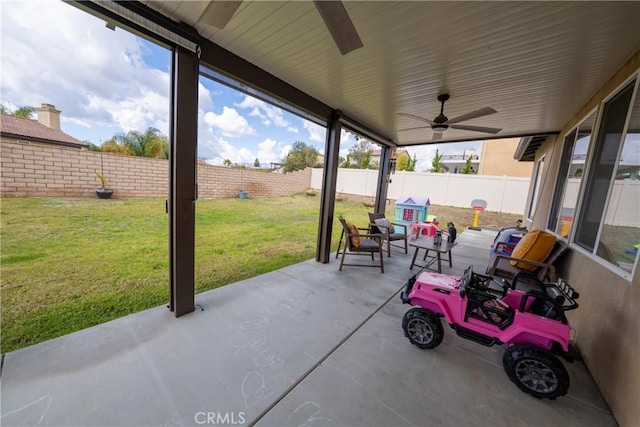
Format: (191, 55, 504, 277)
(142, 1, 640, 147)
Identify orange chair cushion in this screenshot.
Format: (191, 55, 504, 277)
(510, 229, 556, 271)
(347, 221, 360, 248)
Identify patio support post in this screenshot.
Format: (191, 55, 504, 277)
(316, 110, 342, 263)
(375, 145, 392, 214)
(168, 46, 198, 317)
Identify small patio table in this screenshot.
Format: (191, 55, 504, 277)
(409, 238, 457, 273)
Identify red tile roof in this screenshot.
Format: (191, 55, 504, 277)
(0, 114, 87, 147)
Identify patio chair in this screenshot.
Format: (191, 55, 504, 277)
(368, 213, 408, 257)
(337, 216, 384, 273)
(486, 230, 568, 287)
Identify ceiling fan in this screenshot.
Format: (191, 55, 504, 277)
(199, 1, 363, 55)
(398, 94, 502, 140)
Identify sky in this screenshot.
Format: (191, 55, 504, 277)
(1, 0, 483, 171)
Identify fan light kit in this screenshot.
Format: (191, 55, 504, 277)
(399, 94, 502, 140)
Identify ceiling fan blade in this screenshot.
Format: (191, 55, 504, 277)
(450, 124, 502, 134)
(398, 126, 431, 132)
(199, 1, 243, 29)
(398, 112, 434, 125)
(432, 132, 443, 141)
(445, 107, 497, 125)
(313, 1, 363, 55)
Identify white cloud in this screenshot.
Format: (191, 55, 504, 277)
(203, 107, 255, 138)
(304, 121, 325, 142)
(236, 95, 298, 133)
(257, 138, 281, 164)
(257, 138, 293, 165)
(340, 129, 357, 146)
(0, 1, 171, 142)
(200, 135, 254, 166)
(235, 96, 263, 110)
(409, 146, 438, 172)
(198, 83, 213, 111)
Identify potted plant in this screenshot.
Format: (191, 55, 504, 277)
(95, 153, 113, 199)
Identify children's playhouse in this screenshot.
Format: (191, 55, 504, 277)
(395, 196, 430, 232)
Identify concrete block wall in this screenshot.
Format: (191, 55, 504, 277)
(1, 140, 311, 198)
(196, 163, 311, 199)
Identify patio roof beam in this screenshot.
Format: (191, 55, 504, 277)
(198, 43, 334, 124)
(338, 115, 394, 148)
(70, 1, 199, 52)
(397, 131, 560, 147)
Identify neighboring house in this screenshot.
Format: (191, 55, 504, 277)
(515, 52, 639, 424)
(440, 149, 479, 173)
(478, 138, 533, 177)
(439, 140, 536, 176)
(372, 148, 409, 167)
(378, 141, 533, 176)
(0, 103, 87, 149)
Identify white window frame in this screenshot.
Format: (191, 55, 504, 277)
(546, 108, 598, 241)
(571, 72, 639, 281)
(527, 155, 545, 221)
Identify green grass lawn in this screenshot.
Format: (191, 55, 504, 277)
(0, 194, 372, 352)
(1, 194, 522, 353)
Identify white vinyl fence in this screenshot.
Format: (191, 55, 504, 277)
(310, 169, 530, 214)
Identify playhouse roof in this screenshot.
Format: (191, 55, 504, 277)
(397, 196, 430, 207)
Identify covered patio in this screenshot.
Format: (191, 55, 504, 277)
(1, 229, 615, 426)
(2, 1, 639, 424)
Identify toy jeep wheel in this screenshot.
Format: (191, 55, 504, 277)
(402, 308, 443, 349)
(503, 345, 569, 399)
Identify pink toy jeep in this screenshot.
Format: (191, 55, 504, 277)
(401, 265, 579, 399)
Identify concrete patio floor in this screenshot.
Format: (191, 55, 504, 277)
(1, 228, 616, 426)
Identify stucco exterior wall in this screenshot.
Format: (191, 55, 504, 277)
(528, 51, 640, 427)
(0, 138, 311, 199)
(478, 138, 534, 177)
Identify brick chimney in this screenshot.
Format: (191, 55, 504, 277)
(36, 103, 61, 130)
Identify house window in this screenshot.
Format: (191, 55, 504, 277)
(575, 77, 640, 278)
(402, 208, 415, 222)
(547, 111, 596, 238)
(527, 156, 545, 220)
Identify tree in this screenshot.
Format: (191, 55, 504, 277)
(407, 154, 417, 172)
(431, 149, 445, 173)
(107, 127, 169, 159)
(101, 140, 130, 155)
(0, 104, 35, 118)
(223, 159, 232, 167)
(254, 158, 260, 168)
(282, 141, 319, 173)
(348, 139, 375, 169)
(86, 142, 102, 152)
(113, 127, 169, 159)
(13, 106, 36, 118)
(362, 151, 374, 169)
(340, 155, 352, 168)
(461, 157, 475, 174)
(396, 152, 410, 171)
(396, 152, 418, 172)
